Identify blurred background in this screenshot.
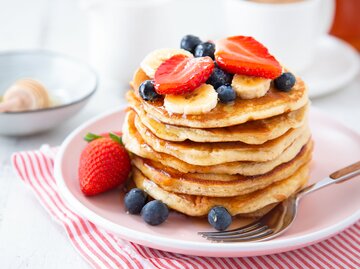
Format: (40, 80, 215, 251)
(0, 0, 358, 147)
(0, 0, 358, 150)
(0, 0, 358, 83)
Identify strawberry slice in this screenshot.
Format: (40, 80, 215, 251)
(215, 36, 282, 79)
(154, 54, 214, 95)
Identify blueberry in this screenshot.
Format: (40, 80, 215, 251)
(274, 72, 296, 92)
(194, 42, 215, 59)
(139, 80, 160, 101)
(141, 200, 169, 226)
(208, 206, 232, 231)
(207, 67, 233, 89)
(180, 35, 202, 54)
(216, 85, 236, 103)
(124, 188, 148, 214)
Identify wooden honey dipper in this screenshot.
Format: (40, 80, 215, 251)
(0, 79, 50, 112)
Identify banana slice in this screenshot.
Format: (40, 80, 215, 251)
(231, 74, 271, 99)
(140, 48, 193, 78)
(164, 84, 218, 115)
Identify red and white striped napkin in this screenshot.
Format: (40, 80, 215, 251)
(12, 146, 360, 269)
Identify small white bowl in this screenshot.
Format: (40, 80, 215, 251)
(0, 50, 98, 136)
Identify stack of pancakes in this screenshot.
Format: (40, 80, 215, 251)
(122, 68, 312, 218)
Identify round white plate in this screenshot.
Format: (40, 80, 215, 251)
(55, 107, 360, 257)
(300, 35, 360, 98)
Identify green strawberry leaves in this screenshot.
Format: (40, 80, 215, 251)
(84, 133, 102, 142)
(84, 132, 123, 145)
(109, 132, 123, 144)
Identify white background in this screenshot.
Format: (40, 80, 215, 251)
(0, 0, 359, 268)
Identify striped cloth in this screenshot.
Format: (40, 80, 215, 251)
(12, 146, 360, 269)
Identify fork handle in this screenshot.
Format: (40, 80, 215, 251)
(330, 161, 360, 180)
(298, 160, 360, 198)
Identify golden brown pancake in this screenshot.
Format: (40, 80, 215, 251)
(122, 112, 312, 175)
(133, 163, 310, 216)
(125, 48, 313, 221)
(128, 90, 308, 144)
(127, 173, 278, 217)
(128, 110, 310, 165)
(129, 68, 308, 128)
(132, 140, 312, 197)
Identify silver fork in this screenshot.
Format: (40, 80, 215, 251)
(199, 160, 360, 242)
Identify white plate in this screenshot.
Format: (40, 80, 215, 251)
(55, 107, 360, 257)
(300, 35, 359, 98)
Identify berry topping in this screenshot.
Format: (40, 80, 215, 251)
(208, 206, 232, 231)
(154, 54, 214, 95)
(216, 85, 236, 103)
(194, 42, 216, 59)
(215, 36, 282, 79)
(139, 80, 160, 101)
(140, 48, 193, 78)
(180, 35, 202, 54)
(274, 72, 296, 92)
(124, 188, 148, 214)
(141, 200, 169, 226)
(207, 67, 233, 89)
(79, 133, 131, 196)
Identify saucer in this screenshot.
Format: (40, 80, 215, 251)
(300, 35, 359, 98)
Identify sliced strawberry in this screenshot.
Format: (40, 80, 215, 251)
(154, 54, 214, 95)
(215, 36, 282, 79)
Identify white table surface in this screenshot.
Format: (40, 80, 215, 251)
(0, 0, 359, 268)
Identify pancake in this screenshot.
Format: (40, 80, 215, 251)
(133, 163, 309, 216)
(132, 140, 312, 196)
(129, 68, 308, 128)
(132, 140, 312, 197)
(241, 204, 278, 218)
(129, 110, 310, 165)
(128, 91, 308, 144)
(122, 113, 312, 175)
(127, 174, 277, 218)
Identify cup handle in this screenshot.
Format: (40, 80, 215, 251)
(318, 0, 336, 35)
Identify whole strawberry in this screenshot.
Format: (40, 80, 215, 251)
(79, 132, 131, 196)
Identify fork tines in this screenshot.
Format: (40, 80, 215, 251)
(199, 221, 274, 242)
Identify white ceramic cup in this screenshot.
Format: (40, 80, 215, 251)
(225, 0, 335, 72)
(81, 0, 228, 86)
(81, 0, 175, 85)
